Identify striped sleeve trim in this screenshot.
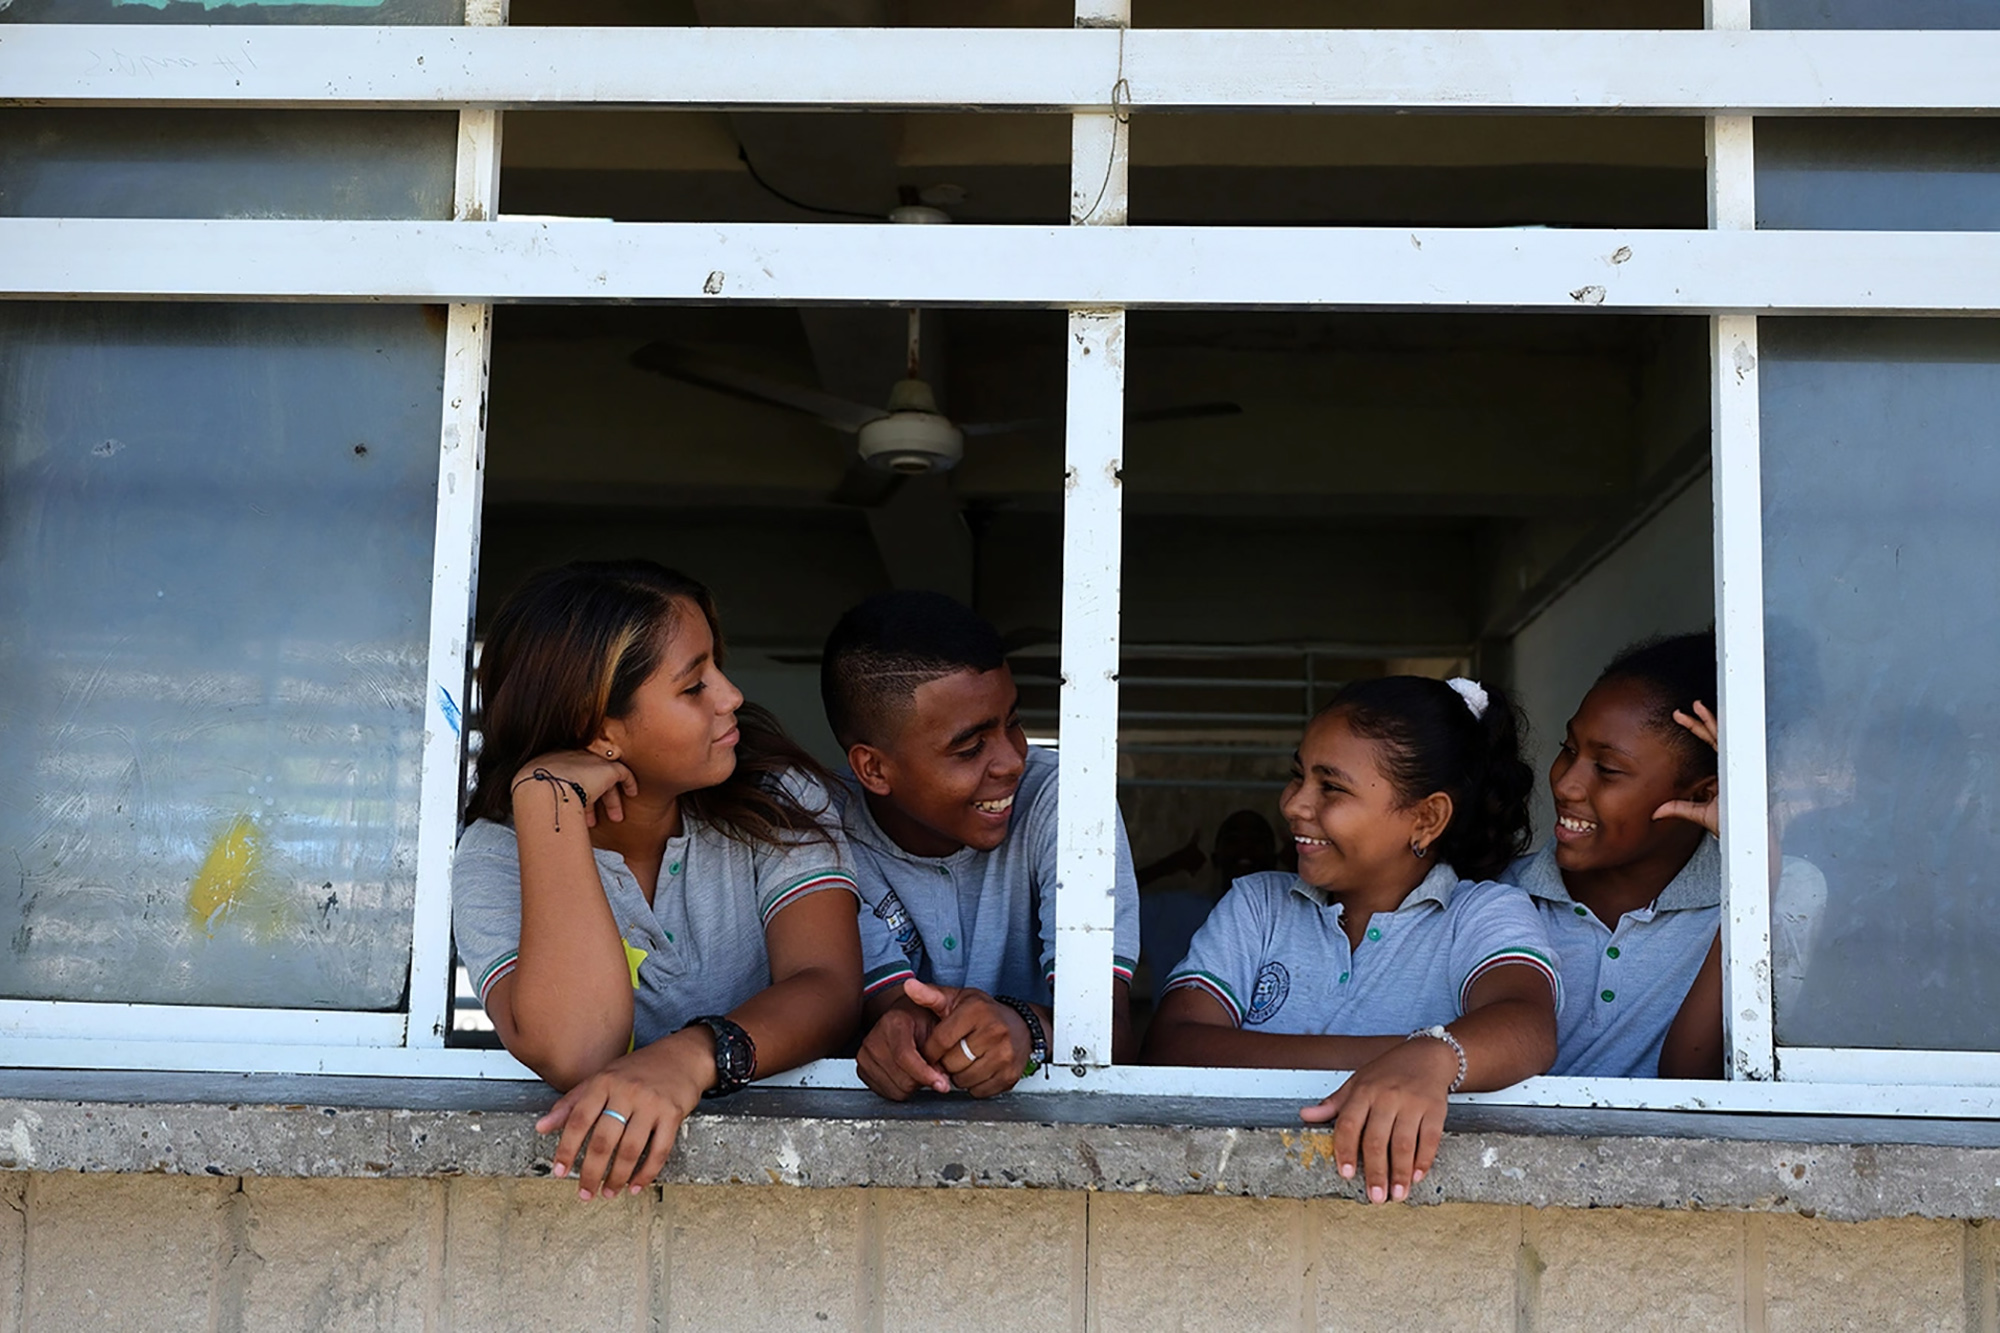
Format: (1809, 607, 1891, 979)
(758, 869, 860, 928)
(1042, 955, 1140, 986)
(863, 962, 915, 996)
(474, 951, 519, 1004)
(1162, 970, 1244, 1026)
(1459, 947, 1562, 1013)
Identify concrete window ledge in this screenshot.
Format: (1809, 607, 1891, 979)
(1, 1074, 1996, 1224)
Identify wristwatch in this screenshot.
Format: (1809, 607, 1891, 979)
(684, 1015, 758, 1098)
(994, 995, 1049, 1078)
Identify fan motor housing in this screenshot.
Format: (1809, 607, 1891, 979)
(857, 411, 965, 474)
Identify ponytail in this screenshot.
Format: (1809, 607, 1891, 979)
(1319, 675, 1534, 882)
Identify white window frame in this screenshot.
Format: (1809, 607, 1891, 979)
(2, 17, 1998, 1115)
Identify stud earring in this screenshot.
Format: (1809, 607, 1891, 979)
(603, 747, 616, 760)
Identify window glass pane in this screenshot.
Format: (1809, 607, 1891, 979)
(0, 0, 461, 24)
(1760, 317, 2000, 1051)
(1756, 120, 2000, 232)
(0, 302, 445, 1009)
(0, 110, 458, 220)
(1130, 115, 1704, 229)
(1753, 0, 2000, 27)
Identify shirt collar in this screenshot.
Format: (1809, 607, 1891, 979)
(835, 773, 981, 868)
(1516, 834, 1721, 912)
(1286, 859, 1462, 912)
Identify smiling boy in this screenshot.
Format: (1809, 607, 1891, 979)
(821, 591, 1140, 1100)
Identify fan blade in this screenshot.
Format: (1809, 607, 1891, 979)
(1128, 401, 1244, 426)
(630, 343, 886, 433)
(828, 457, 906, 508)
(958, 402, 1242, 439)
(959, 417, 1051, 438)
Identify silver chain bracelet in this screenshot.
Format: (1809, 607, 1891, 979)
(1408, 1024, 1468, 1093)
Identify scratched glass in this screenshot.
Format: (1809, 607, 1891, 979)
(0, 110, 457, 220)
(1759, 318, 2000, 1050)
(1753, 0, 2000, 26)
(0, 0, 459, 24)
(0, 302, 444, 1008)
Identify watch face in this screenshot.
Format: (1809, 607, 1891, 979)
(718, 1031, 754, 1082)
(700, 1017, 755, 1092)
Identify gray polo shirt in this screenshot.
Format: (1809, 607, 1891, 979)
(1515, 836, 1828, 1078)
(841, 745, 1141, 1007)
(1163, 862, 1558, 1035)
(451, 772, 862, 1050)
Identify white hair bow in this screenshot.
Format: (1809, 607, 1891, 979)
(1446, 677, 1489, 720)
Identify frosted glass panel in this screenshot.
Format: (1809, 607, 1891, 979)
(1761, 318, 2000, 1050)
(0, 303, 444, 1009)
(1754, 0, 2000, 25)
(1757, 120, 2000, 232)
(0, 110, 457, 220)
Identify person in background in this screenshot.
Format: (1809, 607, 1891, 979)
(1137, 811, 1280, 1007)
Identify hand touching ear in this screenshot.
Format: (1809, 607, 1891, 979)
(1653, 701, 1720, 836)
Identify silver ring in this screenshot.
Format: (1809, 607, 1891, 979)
(599, 1108, 629, 1125)
(957, 1037, 978, 1064)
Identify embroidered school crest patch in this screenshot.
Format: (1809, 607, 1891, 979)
(873, 889, 924, 962)
(1246, 960, 1291, 1025)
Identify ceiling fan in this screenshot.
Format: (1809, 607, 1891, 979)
(630, 207, 1242, 507)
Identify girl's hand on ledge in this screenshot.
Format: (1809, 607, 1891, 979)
(1298, 1035, 1458, 1205)
(538, 1026, 716, 1200)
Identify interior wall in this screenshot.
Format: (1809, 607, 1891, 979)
(1507, 476, 1715, 844)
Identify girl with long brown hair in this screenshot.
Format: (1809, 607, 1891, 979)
(453, 560, 864, 1200)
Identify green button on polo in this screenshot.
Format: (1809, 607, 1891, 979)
(1365, 927, 1381, 941)
(1606, 946, 1620, 959)
(667, 861, 681, 875)
(1338, 972, 1349, 984)
(1573, 905, 1588, 916)
(1600, 989, 1616, 1003)
(943, 935, 957, 951)
(936, 865, 950, 876)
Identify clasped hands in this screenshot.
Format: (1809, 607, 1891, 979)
(857, 978, 1035, 1101)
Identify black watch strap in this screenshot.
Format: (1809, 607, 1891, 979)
(993, 995, 1048, 1076)
(684, 1014, 757, 1098)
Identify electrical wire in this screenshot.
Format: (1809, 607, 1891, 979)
(736, 146, 884, 221)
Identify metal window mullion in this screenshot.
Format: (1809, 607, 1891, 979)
(404, 25, 503, 1048)
(1709, 0, 1777, 1083)
(1051, 2, 1128, 1072)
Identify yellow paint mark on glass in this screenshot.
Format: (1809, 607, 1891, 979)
(188, 815, 263, 933)
(187, 815, 292, 940)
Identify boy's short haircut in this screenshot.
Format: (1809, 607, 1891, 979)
(1596, 629, 1718, 782)
(821, 591, 1009, 749)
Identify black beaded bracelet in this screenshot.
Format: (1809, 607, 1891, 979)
(993, 995, 1048, 1077)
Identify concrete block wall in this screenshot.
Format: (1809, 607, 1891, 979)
(0, 1174, 1993, 1332)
